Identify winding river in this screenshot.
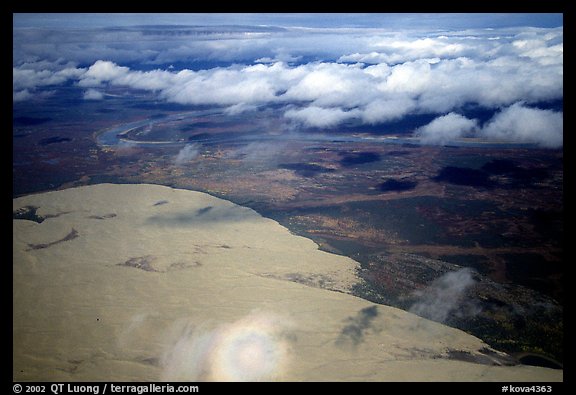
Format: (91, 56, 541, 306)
(95, 110, 538, 149)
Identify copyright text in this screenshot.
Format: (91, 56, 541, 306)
(502, 385, 552, 393)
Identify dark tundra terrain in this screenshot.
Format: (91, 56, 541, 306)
(13, 102, 563, 366)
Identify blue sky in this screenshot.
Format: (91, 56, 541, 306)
(13, 13, 563, 29)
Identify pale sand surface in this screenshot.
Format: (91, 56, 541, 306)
(13, 183, 562, 381)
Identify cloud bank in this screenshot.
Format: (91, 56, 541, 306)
(13, 22, 563, 147)
(480, 102, 563, 148)
(415, 102, 563, 148)
(415, 113, 478, 145)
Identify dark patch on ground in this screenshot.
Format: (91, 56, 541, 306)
(517, 353, 563, 370)
(87, 213, 117, 220)
(13, 206, 45, 223)
(153, 200, 169, 206)
(281, 273, 334, 289)
(146, 206, 249, 226)
(278, 163, 335, 177)
(528, 209, 563, 247)
(444, 348, 517, 366)
(336, 305, 379, 347)
(379, 179, 418, 192)
(338, 151, 381, 167)
(196, 206, 213, 216)
(38, 136, 72, 146)
(118, 256, 201, 273)
(187, 133, 213, 141)
(138, 357, 160, 366)
(167, 261, 203, 271)
(435, 160, 552, 190)
(118, 256, 158, 272)
(501, 253, 563, 301)
(481, 159, 520, 174)
(482, 159, 550, 187)
(13, 206, 72, 223)
(386, 150, 412, 156)
(13, 116, 52, 126)
(27, 229, 79, 250)
(434, 166, 494, 188)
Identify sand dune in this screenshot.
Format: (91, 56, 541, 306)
(13, 184, 562, 381)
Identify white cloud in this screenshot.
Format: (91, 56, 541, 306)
(13, 88, 55, 102)
(415, 113, 478, 145)
(480, 102, 563, 148)
(223, 103, 259, 115)
(13, 56, 562, 134)
(174, 143, 201, 165)
(283, 63, 362, 104)
(13, 89, 33, 102)
(78, 60, 130, 87)
(342, 36, 469, 65)
(13, 25, 562, 148)
(227, 141, 287, 162)
(361, 97, 416, 124)
(284, 106, 360, 128)
(415, 104, 564, 148)
(13, 65, 85, 91)
(381, 59, 435, 95)
(83, 88, 104, 100)
(158, 64, 290, 106)
(338, 52, 390, 65)
(409, 268, 479, 323)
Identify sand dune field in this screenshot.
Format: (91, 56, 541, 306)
(13, 184, 562, 381)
